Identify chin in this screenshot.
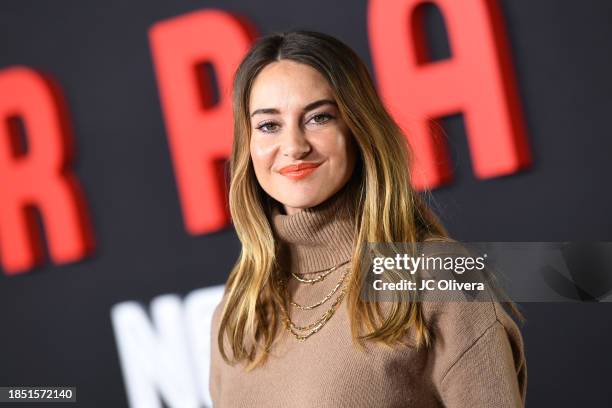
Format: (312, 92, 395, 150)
(272, 183, 328, 207)
(276, 194, 325, 211)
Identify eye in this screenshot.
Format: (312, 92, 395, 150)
(256, 121, 280, 133)
(308, 112, 334, 125)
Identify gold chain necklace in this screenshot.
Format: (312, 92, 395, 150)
(289, 265, 350, 310)
(278, 265, 352, 341)
(291, 260, 350, 284)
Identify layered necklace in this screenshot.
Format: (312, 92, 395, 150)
(279, 260, 351, 341)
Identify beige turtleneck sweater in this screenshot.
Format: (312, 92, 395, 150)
(209, 188, 527, 407)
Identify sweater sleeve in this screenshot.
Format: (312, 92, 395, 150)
(438, 320, 526, 407)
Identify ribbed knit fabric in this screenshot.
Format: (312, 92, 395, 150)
(270, 184, 356, 275)
(209, 188, 527, 407)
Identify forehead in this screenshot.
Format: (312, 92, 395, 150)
(249, 60, 334, 112)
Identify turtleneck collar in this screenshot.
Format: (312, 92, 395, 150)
(270, 182, 358, 275)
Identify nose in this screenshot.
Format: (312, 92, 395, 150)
(280, 126, 311, 158)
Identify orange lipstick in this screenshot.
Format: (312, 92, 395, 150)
(279, 162, 321, 181)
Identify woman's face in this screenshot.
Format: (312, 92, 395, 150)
(249, 60, 356, 215)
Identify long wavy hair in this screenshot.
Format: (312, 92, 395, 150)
(219, 30, 471, 370)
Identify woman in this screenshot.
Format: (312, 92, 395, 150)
(210, 30, 527, 407)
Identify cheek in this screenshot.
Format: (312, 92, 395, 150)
(318, 130, 353, 163)
(250, 138, 275, 169)
(321, 131, 356, 180)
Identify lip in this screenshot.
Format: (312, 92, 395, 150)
(278, 162, 322, 180)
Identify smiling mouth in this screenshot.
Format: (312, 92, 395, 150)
(278, 162, 322, 180)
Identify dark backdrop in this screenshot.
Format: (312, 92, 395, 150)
(1, 0, 611, 406)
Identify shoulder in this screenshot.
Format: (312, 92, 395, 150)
(209, 291, 230, 403)
(210, 290, 231, 371)
(423, 299, 527, 406)
(211, 291, 229, 335)
(422, 299, 525, 384)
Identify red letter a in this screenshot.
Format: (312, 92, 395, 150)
(369, 0, 531, 189)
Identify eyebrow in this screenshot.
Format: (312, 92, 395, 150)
(250, 99, 337, 118)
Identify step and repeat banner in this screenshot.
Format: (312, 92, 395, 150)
(1, 0, 611, 406)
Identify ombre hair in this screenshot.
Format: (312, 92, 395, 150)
(219, 30, 461, 369)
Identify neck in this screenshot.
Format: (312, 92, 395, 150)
(270, 184, 357, 275)
(282, 205, 305, 216)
